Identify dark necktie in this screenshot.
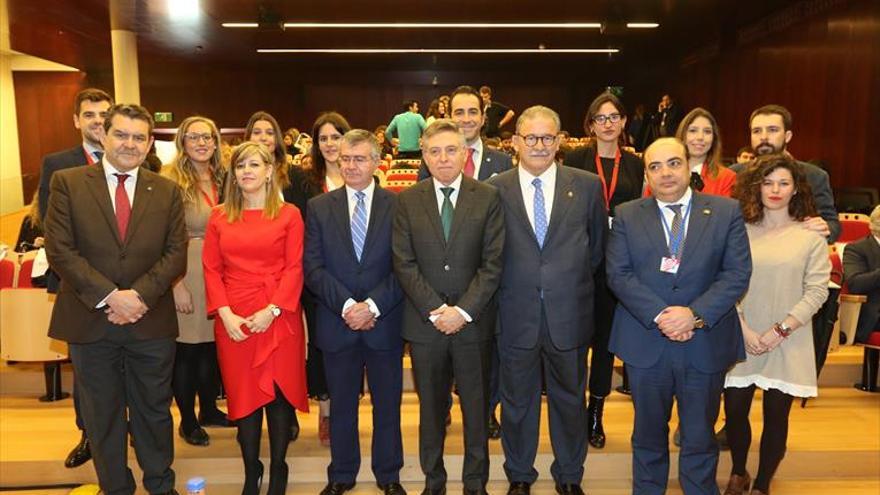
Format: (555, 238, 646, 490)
(114, 174, 131, 240)
(440, 187, 454, 241)
(94, 151, 104, 162)
(667, 204, 683, 258)
(351, 191, 367, 261)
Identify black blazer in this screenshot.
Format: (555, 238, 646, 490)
(38, 145, 90, 222)
(304, 186, 404, 352)
(564, 146, 644, 216)
(392, 176, 505, 344)
(843, 235, 880, 343)
(417, 144, 513, 182)
(488, 166, 608, 350)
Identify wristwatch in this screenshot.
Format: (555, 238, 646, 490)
(773, 321, 792, 338)
(691, 308, 705, 329)
(268, 304, 281, 318)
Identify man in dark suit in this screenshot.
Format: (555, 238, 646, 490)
(487, 106, 607, 495)
(36, 87, 113, 469)
(729, 104, 840, 243)
(393, 119, 504, 495)
(843, 205, 880, 344)
(418, 85, 513, 439)
(304, 130, 406, 495)
(606, 138, 751, 495)
(44, 104, 187, 495)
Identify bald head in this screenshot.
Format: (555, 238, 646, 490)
(644, 138, 690, 203)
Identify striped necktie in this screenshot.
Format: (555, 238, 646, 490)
(351, 191, 368, 261)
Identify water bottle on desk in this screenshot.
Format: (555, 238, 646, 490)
(186, 477, 206, 495)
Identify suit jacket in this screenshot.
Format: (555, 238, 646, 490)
(392, 176, 504, 344)
(731, 159, 840, 242)
(488, 166, 608, 350)
(606, 192, 752, 373)
(843, 235, 880, 343)
(304, 186, 404, 353)
(44, 163, 188, 344)
(417, 144, 513, 182)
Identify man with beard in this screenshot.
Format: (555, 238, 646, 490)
(731, 104, 839, 242)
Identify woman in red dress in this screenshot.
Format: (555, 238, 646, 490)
(676, 107, 737, 197)
(203, 142, 307, 495)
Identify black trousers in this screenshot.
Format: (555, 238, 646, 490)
(172, 341, 223, 432)
(410, 338, 490, 491)
(588, 270, 616, 397)
(69, 329, 176, 495)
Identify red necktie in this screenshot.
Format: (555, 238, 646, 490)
(114, 174, 131, 240)
(464, 147, 475, 178)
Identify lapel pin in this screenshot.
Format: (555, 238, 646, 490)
(147, 186, 153, 191)
(702, 208, 711, 215)
(567, 191, 573, 198)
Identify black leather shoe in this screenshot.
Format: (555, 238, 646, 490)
(420, 487, 446, 495)
(178, 425, 210, 446)
(320, 481, 355, 495)
(488, 412, 501, 440)
(463, 489, 488, 495)
(555, 484, 584, 495)
(378, 482, 407, 495)
(586, 395, 606, 449)
(64, 432, 91, 468)
(153, 490, 180, 495)
(198, 410, 233, 427)
(507, 481, 530, 495)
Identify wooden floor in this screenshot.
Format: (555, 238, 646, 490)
(1, 347, 878, 494)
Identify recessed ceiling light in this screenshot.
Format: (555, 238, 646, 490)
(224, 22, 602, 29)
(257, 48, 619, 54)
(626, 23, 659, 28)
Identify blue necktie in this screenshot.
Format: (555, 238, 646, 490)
(667, 204, 683, 258)
(533, 178, 547, 248)
(351, 191, 367, 261)
(94, 151, 104, 162)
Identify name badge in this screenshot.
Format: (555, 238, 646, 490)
(660, 256, 680, 274)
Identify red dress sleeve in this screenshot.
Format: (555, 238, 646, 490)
(271, 206, 305, 313)
(202, 208, 229, 315)
(713, 166, 737, 198)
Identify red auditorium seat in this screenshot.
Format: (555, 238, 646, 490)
(17, 259, 34, 288)
(838, 213, 871, 243)
(0, 258, 15, 289)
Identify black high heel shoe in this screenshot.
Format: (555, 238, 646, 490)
(267, 460, 289, 495)
(242, 459, 264, 495)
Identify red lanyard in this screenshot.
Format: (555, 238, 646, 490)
(595, 148, 621, 212)
(200, 183, 218, 208)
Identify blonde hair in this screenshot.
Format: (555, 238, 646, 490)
(163, 116, 225, 207)
(27, 191, 40, 230)
(221, 142, 283, 223)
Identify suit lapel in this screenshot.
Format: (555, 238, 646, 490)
(418, 180, 447, 248)
(544, 166, 574, 248)
(85, 165, 124, 246)
(361, 187, 390, 261)
(637, 199, 671, 260)
(330, 188, 359, 263)
(447, 177, 476, 249)
(678, 193, 712, 275)
(478, 149, 495, 181)
(124, 169, 155, 245)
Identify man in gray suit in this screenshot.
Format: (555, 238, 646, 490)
(393, 119, 505, 495)
(487, 106, 607, 495)
(730, 104, 839, 242)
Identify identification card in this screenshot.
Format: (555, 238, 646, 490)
(660, 256, 680, 274)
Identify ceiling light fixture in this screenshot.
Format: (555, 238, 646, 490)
(224, 22, 602, 29)
(626, 22, 659, 28)
(257, 48, 619, 54)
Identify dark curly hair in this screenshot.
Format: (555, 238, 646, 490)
(734, 153, 816, 224)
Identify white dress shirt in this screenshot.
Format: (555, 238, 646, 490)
(102, 158, 139, 213)
(342, 181, 380, 318)
(518, 163, 558, 231)
(655, 187, 694, 245)
(468, 138, 484, 180)
(83, 142, 103, 164)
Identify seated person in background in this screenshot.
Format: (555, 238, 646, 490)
(735, 146, 755, 165)
(16, 193, 44, 253)
(843, 205, 880, 344)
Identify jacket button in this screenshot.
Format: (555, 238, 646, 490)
(444, 264, 450, 271)
(119, 252, 126, 260)
(672, 286, 679, 291)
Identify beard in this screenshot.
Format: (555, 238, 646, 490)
(754, 142, 782, 155)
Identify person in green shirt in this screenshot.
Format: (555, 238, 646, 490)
(385, 100, 427, 159)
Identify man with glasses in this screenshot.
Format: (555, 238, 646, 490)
(37, 87, 113, 469)
(393, 119, 504, 495)
(305, 130, 406, 495)
(487, 106, 607, 495)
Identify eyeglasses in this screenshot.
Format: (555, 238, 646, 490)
(516, 134, 557, 147)
(592, 113, 622, 126)
(690, 172, 705, 191)
(339, 155, 372, 165)
(184, 133, 215, 143)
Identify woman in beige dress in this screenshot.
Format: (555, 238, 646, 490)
(163, 116, 231, 446)
(723, 154, 830, 495)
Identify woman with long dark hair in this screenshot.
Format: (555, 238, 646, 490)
(675, 107, 737, 197)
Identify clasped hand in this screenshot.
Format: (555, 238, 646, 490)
(744, 327, 785, 355)
(105, 289, 148, 325)
(431, 305, 466, 335)
(220, 306, 277, 342)
(657, 306, 695, 342)
(344, 302, 376, 331)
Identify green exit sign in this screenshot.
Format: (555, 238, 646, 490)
(154, 112, 173, 123)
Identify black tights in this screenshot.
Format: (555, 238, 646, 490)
(237, 384, 294, 495)
(724, 385, 794, 493)
(172, 342, 223, 432)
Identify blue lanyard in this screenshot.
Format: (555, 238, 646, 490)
(658, 198, 692, 258)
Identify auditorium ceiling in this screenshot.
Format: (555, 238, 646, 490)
(9, 0, 800, 73)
